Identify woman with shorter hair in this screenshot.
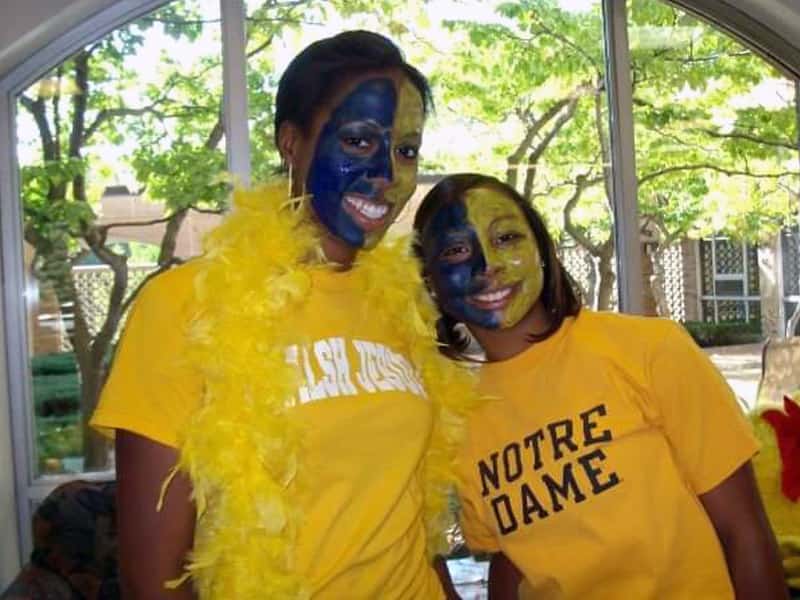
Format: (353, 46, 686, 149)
(92, 32, 475, 599)
(414, 173, 787, 599)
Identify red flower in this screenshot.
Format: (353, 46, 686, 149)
(761, 396, 800, 502)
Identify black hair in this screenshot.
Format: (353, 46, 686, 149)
(274, 30, 433, 146)
(412, 173, 582, 355)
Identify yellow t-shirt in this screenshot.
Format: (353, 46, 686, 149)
(457, 310, 759, 599)
(91, 261, 444, 599)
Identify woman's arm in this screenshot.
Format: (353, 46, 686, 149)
(116, 430, 196, 600)
(699, 462, 788, 600)
(488, 552, 522, 599)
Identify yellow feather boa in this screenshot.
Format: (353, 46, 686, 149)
(167, 181, 480, 598)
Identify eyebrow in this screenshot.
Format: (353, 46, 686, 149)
(397, 131, 422, 141)
(336, 119, 390, 134)
(429, 226, 471, 249)
(489, 215, 522, 228)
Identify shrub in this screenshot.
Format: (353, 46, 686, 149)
(682, 320, 763, 347)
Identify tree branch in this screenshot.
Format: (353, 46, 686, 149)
(20, 94, 56, 160)
(638, 164, 798, 186)
(506, 97, 573, 188)
(562, 174, 604, 255)
(697, 128, 797, 150)
(190, 206, 225, 215)
(523, 96, 579, 199)
(660, 50, 751, 63)
(119, 259, 182, 317)
(83, 105, 166, 145)
(98, 215, 176, 233)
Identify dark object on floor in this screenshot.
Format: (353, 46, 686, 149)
(1, 480, 118, 600)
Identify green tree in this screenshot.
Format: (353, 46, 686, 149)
(431, 0, 799, 313)
(628, 0, 798, 315)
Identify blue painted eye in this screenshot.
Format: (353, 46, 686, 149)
(340, 135, 376, 155)
(439, 243, 472, 264)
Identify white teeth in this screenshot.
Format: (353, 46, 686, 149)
(474, 287, 513, 303)
(345, 195, 389, 221)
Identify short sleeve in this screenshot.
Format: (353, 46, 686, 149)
(648, 321, 759, 495)
(455, 444, 502, 554)
(90, 266, 203, 448)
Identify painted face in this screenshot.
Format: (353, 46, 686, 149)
(306, 77, 424, 249)
(424, 187, 544, 329)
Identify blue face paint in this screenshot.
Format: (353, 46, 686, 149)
(425, 201, 499, 328)
(306, 78, 397, 248)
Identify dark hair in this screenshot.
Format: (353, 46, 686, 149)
(412, 173, 582, 355)
(274, 30, 433, 146)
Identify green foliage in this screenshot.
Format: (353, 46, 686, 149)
(31, 352, 78, 376)
(33, 373, 81, 416)
(420, 0, 800, 312)
(37, 415, 82, 467)
(682, 320, 763, 347)
(31, 352, 80, 417)
(21, 159, 95, 256)
(132, 143, 228, 210)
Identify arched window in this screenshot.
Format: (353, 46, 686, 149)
(1, 0, 798, 574)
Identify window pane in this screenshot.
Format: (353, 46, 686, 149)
(714, 279, 744, 297)
(714, 240, 743, 275)
(701, 299, 716, 322)
(627, 0, 800, 408)
(745, 244, 760, 296)
(717, 300, 747, 322)
(16, 0, 225, 477)
(783, 227, 800, 297)
(786, 302, 800, 335)
(699, 240, 714, 295)
(748, 300, 761, 322)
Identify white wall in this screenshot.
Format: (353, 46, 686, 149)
(737, 0, 800, 53)
(0, 0, 119, 77)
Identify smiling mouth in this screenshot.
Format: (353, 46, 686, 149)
(343, 193, 392, 232)
(467, 283, 519, 311)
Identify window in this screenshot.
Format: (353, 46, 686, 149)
(627, 0, 799, 410)
(3, 0, 799, 567)
(6, 0, 228, 557)
(782, 226, 800, 334)
(699, 237, 761, 323)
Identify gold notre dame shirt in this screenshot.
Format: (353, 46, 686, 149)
(457, 310, 759, 599)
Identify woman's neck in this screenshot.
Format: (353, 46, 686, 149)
(469, 302, 552, 362)
(320, 232, 358, 269)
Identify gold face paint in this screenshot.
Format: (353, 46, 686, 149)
(464, 187, 544, 328)
(363, 77, 424, 248)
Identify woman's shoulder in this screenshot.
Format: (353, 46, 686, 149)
(575, 309, 682, 340)
(570, 310, 692, 364)
(130, 259, 206, 319)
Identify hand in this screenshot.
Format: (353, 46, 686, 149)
(778, 535, 800, 589)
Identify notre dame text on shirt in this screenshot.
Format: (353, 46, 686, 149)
(476, 404, 621, 535)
